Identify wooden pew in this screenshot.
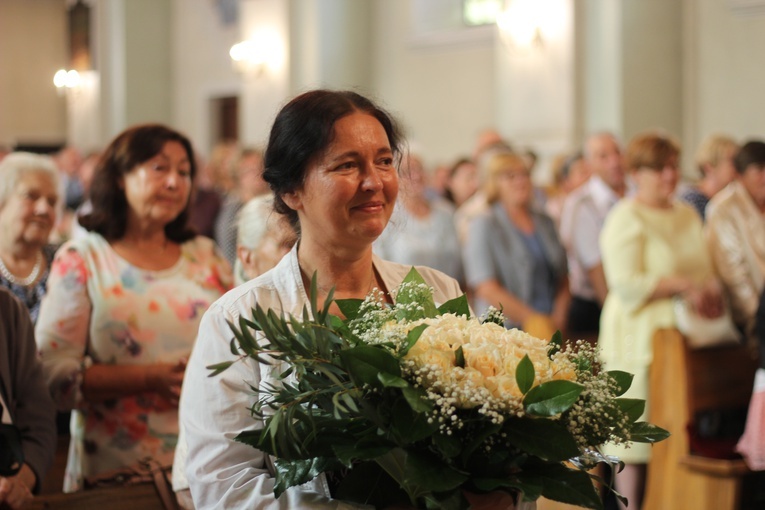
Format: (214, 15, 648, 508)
(29, 483, 166, 510)
(643, 328, 758, 510)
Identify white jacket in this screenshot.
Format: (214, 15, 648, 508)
(180, 245, 462, 509)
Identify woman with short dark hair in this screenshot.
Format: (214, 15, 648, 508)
(36, 124, 232, 492)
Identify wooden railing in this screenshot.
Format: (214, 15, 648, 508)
(643, 328, 758, 510)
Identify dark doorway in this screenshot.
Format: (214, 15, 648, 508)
(211, 95, 239, 144)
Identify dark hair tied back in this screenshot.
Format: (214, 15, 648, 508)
(263, 90, 404, 231)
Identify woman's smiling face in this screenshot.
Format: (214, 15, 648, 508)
(283, 112, 398, 249)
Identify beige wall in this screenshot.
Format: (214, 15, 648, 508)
(684, 0, 765, 175)
(5, 0, 765, 171)
(371, 0, 496, 168)
(171, 0, 241, 156)
(0, 0, 67, 148)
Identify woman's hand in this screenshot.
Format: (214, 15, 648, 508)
(685, 281, 724, 319)
(522, 313, 558, 342)
(0, 465, 35, 510)
(146, 358, 187, 406)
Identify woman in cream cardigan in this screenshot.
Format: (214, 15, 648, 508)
(598, 132, 724, 509)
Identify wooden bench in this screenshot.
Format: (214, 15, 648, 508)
(29, 482, 167, 510)
(643, 328, 758, 510)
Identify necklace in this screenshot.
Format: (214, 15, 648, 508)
(0, 252, 43, 286)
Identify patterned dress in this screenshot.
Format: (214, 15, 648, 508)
(0, 244, 57, 324)
(35, 233, 232, 492)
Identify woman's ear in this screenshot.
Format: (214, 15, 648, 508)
(236, 246, 257, 279)
(281, 190, 302, 211)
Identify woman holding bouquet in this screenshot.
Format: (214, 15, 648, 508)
(180, 91, 518, 509)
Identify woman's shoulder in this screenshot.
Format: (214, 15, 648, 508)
(181, 235, 218, 253)
(210, 251, 297, 318)
(55, 232, 107, 259)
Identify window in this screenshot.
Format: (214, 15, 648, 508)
(462, 0, 503, 26)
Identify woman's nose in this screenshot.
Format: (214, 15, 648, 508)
(361, 166, 384, 191)
(35, 197, 54, 215)
(165, 170, 180, 189)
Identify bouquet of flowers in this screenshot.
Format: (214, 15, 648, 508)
(210, 269, 668, 509)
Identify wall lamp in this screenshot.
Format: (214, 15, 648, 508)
(496, 0, 567, 51)
(230, 40, 267, 75)
(53, 69, 82, 93)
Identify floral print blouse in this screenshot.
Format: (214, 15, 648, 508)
(0, 244, 57, 324)
(35, 233, 232, 492)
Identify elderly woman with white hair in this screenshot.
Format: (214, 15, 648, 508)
(0, 152, 60, 323)
(233, 193, 297, 286)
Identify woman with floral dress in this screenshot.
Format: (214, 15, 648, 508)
(35, 124, 232, 492)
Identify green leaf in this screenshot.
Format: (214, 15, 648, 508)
(401, 386, 433, 413)
(335, 460, 410, 508)
(628, 422, 671, 443)
(339, 345, 401, 387)
(404, 450, 468, 493)
(455, 345, 465, 369)
(401, 324, 429, 356)
(607, 371, 634, 397)
(433, 431, 463, 459)
(396, 267, 438, 318)
(503, 418, 581, 461)
(459, 421, 502, 464)
(335, 298, 364, 321)
(391, 399, 438, 444)
(616, 398, 645, 423)
(437, 294, 471, 317)
(272, 457, 340, 498)
(233, 429, 261, 449)
(378, 372, 408, 388)
(517, 462, 603, 509)
(549, 330, 562, 357)
(206, 360, 235, 377)
(523, 380, 584, 416)
(516, 354, 535, 395)
(333, 441, 393, 464)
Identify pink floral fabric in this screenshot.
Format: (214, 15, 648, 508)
(35, 233, 232, 491)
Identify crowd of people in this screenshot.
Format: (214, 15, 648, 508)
(0, 88, 763, 510)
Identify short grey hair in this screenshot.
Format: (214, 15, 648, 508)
(236, 194, 277, 250)
(0, 152, 60, 208)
